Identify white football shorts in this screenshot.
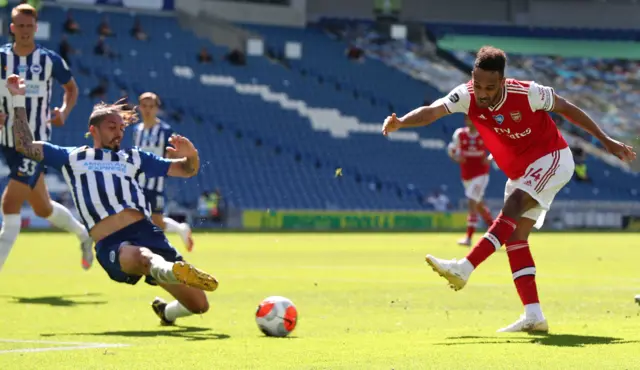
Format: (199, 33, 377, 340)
(504, 147, 575, 229)
(463, 174, 490, 203)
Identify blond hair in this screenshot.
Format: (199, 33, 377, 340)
(138, 92, 161, 107)
(11, 4, 38, 21)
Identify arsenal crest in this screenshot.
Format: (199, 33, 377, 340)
(510, 111, 522, 122)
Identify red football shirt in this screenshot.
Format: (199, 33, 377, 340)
(439, 78, 568, 180)
(448, 127, 491, 180)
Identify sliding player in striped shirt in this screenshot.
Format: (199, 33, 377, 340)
(133, 92, 193, 252)
(7, 74, 217, 325)
(0, 4, 93, 272)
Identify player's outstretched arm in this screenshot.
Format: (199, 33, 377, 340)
(6, 75, 45, 161)
(382, 104, 449, 136)
(552, 94, 636, 162)
(14, 102, 45, 162)
(166, 135, 200, 178)
(382, 84, 469, 136)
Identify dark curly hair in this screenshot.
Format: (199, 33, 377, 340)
(474, 46, 507, 77)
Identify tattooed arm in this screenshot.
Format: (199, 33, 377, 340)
(13, 104, 45, 161)
(6, 75, 75, 170)
(167, 153, 200, 178)
(139, 135, 200, 179)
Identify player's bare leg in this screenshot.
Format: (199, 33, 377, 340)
(497, 217, 548, 333)
(151, 213, 166, 230)
(28, 175, 94, 270)
(152, 283, 209, 325)
(426, 189, 537, 291)
(0, 180, 30, 271)
(476, 200, 493, 226)
(118, 245, 217, 292)
(458, 199, 478, 247)
(153, 213, 194, 252)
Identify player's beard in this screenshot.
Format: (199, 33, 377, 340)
(105, 138, 121, 151)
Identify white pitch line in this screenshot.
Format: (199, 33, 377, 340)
(0, 339, 129, 354)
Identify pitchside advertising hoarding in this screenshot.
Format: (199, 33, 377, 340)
(242, 209, 640, 231)
(242, 209, 468, 231)
(53, 0, 174, 11)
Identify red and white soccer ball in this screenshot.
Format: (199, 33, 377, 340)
(255, 296, 298, 337)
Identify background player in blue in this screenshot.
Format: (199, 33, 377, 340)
(6, 74, 217, 325)
(133, 92, 194, 252)
(0, 4, 93, 272)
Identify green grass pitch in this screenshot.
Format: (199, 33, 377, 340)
(0, 232, 639, 369)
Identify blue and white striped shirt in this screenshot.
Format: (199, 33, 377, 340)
(132, 121, 174, 193)
(0, 44, 72, 147)
(41, 143, 173, 230)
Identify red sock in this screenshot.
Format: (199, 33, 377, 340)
(479, 205, 493, 226)
(465, 212, 517, 267)
(466, 213, 478, 239)
(506, 240, 539, 305)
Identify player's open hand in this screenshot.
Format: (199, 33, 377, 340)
(6, 74, 26, 96)
(167, 134, 198, 158)
(49, 107, 66, 127)
(602, 136, 636, 163)
(0, 112, 6, 130)
(382, 113, 402, 136)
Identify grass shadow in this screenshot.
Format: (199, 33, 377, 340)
(41, 325, 230, 341)
(259, 335, 299, 339)
(3, 293, 107, 307)
(437, 334, 639, 347)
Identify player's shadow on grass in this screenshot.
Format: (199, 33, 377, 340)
(43, 326, 230, 341)
(3, 293, 107, 307)
(439, 334, 639, 348)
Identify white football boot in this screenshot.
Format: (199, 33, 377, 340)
(497, 313, 549, 333)
(635, 294, 640, 305)
(457, 237, 471, 247)
(425, 255, 471, 291)
(178, 223, 194, 252)
(80, 237, 94, 270)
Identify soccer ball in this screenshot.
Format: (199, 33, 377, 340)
(255, 296, 298, 337)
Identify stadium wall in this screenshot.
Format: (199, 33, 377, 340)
(308, 0, 640, 30)
(527, 1, 640, 29)
(175, 0, 306, 27)
(49, 0, 175, 11)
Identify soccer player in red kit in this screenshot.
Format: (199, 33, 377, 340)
(382, 46, 636, 333)
(447, 115, 494, 246)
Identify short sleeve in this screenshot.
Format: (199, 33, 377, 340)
(447, 128, 462, 154)
(49, 52, 73, 85)
(451, 128, 463, 147)
(42, 142, 73, 170)
(138, 149, 172, 177)
(527, 81, 555, 112)
(435, 84, 471, 114)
